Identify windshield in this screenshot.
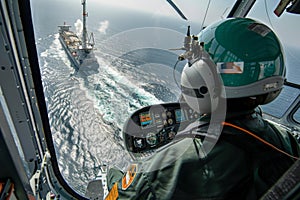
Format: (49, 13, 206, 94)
(248, 0, 300, 84)
(30, 0, 299, 195)
(247, 1, 300, 120)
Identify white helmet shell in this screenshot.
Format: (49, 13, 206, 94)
(181, 58, 224, 114)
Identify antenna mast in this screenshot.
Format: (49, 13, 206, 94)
(82, 0, 87, 49)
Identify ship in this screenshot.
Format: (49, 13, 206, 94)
(58, 0, 95, 70)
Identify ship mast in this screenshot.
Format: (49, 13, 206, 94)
(82, 0, 87, 49)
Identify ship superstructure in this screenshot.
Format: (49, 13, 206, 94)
(58, 0, 95, 70)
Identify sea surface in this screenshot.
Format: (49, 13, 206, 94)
(31, 0, 300, 195)
(32, 1, 188, 194)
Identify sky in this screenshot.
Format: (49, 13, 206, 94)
(88, 0, 298, 47)
(50, 0, 300, 47)
(31, 0, 300, 73)
(51, 0, 236, 25)
(248, 0, 300, 48)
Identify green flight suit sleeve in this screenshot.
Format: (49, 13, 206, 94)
(107, 137, 251, 200)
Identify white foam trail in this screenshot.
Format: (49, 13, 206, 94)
(92, 55, 162, 126)
(40, 49, 49, 57)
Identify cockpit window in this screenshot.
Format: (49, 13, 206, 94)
(294, 107, 300, 124)
(30, 0, 236, 194)
(30, 0, 299, 196)
(248, 0, 300, 83)
(248, 1, 300, 120)
(261, 86, 299, 118)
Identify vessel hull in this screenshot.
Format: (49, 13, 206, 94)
(58, 35, 80, 70)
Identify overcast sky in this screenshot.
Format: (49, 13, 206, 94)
(85, 0, 300, 44)
(58, 0, 236, 24)
(32, 0, 300, 47)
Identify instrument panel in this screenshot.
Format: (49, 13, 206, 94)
(123, 103, 199, 154)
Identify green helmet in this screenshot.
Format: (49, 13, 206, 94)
(199, 18, 285, 104)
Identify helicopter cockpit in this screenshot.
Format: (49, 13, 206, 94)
(1, 0, 300, 199)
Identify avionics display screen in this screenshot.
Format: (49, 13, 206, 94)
(139, 112, 153, 128)
(175, 109, 186, 123)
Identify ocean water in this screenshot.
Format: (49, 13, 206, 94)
(31, 0, 300, 195)
(32, 1, 188, 194)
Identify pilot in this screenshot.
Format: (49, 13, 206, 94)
(105, 18, 300, 200)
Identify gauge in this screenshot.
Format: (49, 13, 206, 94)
(168, 118, 173, 125)
(159, 134, 165, 142)
(134, 138, 143, 148)
(168, 131, 176, 140)
(146, 132, 157, 146)
(167, 111, 172, 117)
(163, 120, 168, 126)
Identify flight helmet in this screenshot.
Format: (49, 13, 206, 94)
(181, 51, 224, 114)
(181, 18, 286, 113)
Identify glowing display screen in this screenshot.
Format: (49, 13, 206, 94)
(139, 112, 153, 128)
(175, 109, 186, 123)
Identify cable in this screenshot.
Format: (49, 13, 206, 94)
(264, 0, 274, 29)
(200, 0, 212, 31)
(222, 122, 299, 160)
(173, 60, 182, 90)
